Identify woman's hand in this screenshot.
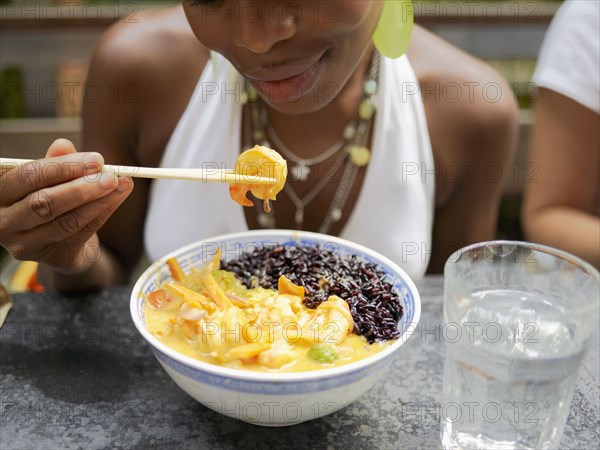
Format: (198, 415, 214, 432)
(0, 138, 133, 275)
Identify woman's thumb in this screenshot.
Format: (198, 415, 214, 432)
(46, 138, 77, 158)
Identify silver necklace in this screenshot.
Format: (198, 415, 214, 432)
(266, 123, 346, 182)
(245, 49, 380, 232)
(284, 148, 349, 227)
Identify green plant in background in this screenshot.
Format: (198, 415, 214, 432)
(487, 59, 538, 109)
(0, 67, 26, 119)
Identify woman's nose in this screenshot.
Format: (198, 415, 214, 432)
(231, 2, 297, 53)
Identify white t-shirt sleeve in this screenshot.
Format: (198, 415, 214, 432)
(533, 0, 600, 114)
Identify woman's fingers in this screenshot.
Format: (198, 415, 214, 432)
(5, 177, 134, 270)
(0, 138, 135, 274)
(6, 170, 120, 231)
(46, 138, 77, 158)
(36, 176, 133, 243)
(41, 177, 134, 273)
(46, 177, 134, 272)
(0, 152, 104, 204)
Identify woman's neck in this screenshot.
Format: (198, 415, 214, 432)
(264, 45, 375, 160)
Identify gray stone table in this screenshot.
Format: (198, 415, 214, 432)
(1, 277, 598, 449)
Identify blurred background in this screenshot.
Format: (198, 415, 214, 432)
(0, 0, 564, 287)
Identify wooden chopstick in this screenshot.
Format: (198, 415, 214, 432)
(0, 158, 276, 185)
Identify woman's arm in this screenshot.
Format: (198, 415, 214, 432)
(408, 26, 519, 273)
(522, 88, 600, 269)
(428, 100, 517, 273)
(426, 91, 518, 273)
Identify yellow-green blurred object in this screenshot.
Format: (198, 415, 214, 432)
(0, 67, 26, 119)
(373, 0, 414, 59)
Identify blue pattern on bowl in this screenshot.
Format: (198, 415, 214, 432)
(152, 346, 394, 395)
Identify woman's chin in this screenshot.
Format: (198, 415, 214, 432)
(262, 80, 342, 115)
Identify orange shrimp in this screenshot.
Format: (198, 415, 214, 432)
(229, 145, 287, 212)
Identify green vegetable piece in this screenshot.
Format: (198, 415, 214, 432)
(308, 344, 339, 364)
(212, 270, 246, 295)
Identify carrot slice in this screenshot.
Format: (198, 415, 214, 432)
(163, 282, 214, 311)
(200, 268, 233, 310)
(167, 257, 186, 282)
(198, 249, 233, 310)
(148, 289, 171, 309)
(28, 270, 45, 293)
(207, 249, 222, 272)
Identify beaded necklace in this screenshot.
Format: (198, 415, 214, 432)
(244, 50, 380, 233)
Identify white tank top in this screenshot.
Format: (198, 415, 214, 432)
(144, 52, 436, 278)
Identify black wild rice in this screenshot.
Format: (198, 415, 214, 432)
(220, 243, 403, 343)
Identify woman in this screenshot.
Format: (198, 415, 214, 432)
(522, 0, 599, 269)
(0, 1, 517, 291)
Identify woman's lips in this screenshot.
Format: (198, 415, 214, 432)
(246, 55, 324, 103)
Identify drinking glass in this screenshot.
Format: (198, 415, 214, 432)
(441, 241, 599, 450)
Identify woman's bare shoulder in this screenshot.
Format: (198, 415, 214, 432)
(407, 26, 518, 204)
(84, 5, 209, 166)
(408, 26, 517, 149)
(91, 5, 209, 80)
(408, 26, 512, 100)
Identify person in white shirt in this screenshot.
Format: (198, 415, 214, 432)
(523, 0, 600, 269)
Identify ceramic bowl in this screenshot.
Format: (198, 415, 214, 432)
(130, 230, 421, 426)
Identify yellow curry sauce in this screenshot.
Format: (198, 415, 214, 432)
(143, 255, 393, 373)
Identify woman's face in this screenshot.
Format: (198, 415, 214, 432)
(183, 0, 382, 114)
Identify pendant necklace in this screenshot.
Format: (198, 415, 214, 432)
(244, 49, 380, 233)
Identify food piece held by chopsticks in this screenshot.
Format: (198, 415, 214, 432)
(229, 145, 287, 213)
